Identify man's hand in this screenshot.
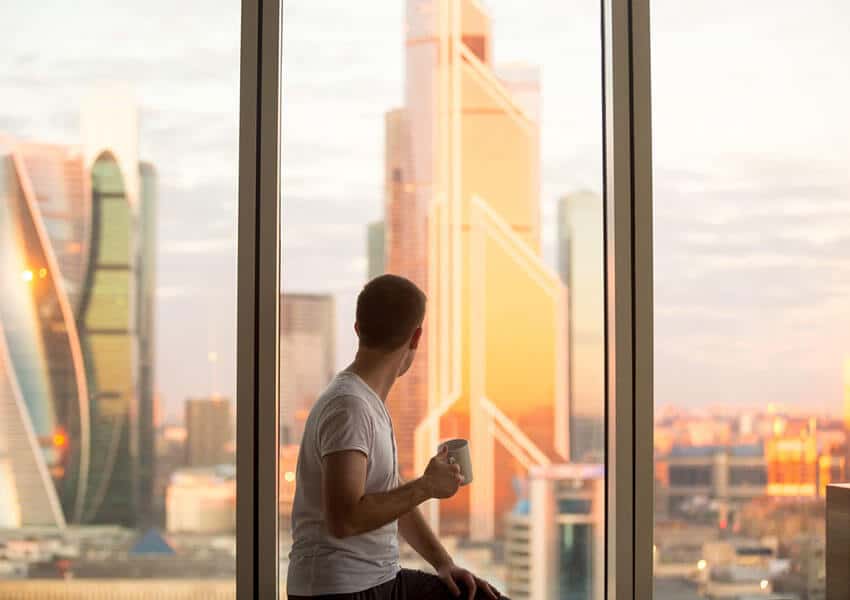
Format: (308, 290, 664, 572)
(422, 446, 463, 499)
(436, 562, 500, 600)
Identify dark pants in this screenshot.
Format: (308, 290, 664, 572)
(288, 568, 508, 600)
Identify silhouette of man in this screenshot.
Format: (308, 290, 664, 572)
(287, 274, 504, 600)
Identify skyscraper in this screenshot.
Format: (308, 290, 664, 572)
(389, 0, 568, 539)
(384, 107, 429, 481)
(280, 293, 335, 445)
(504, 464, 604, 600)
(185, 397, 232, 467)
(0, 90, 155, 528)
(367, 220, 385, 280)
(558, 192, 604, 462)
(137, 161, 158, 527)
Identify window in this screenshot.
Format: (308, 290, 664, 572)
(278, 1, 605, 598)
(652, 2, 849, 599)
(1, 0, 657, 596)
(0, 2, 239, 597)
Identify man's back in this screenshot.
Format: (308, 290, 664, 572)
(287, 371, 400, 596)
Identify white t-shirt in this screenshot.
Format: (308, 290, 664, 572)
(287, 371, 401, 595)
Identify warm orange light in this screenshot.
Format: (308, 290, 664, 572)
(284, 471, 295, 483)
(38, 267, 48, 279)
(53, 432, 67, 448)
(21, 270, 33, 282)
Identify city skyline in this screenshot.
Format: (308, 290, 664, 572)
(3, 1, 849, 417)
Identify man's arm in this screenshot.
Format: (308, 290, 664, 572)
(321, 446, 461, 539)
(397, 499, 500, 600)
(398, 505, 452, 569)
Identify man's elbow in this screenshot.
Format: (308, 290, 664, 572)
(326, 513, 358, 539)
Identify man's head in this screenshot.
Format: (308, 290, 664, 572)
(355, 274, 426, 375)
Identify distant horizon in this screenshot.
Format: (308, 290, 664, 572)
(2, 0, 848, 420)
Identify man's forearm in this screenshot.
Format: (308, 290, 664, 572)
(334, 477, 431, 538)
(398, 506, 453, 571)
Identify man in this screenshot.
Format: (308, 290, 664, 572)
(287, 275, 504, 600)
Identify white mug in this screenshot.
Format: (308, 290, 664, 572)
(438, 438, 473, 486)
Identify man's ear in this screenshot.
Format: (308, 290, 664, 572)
(410, 326, 423, 350)
(354, 322, 360, 338)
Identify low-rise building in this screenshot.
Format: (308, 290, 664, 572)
(166, 466, 236, 534)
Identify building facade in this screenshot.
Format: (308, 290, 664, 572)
(389, 0, 568, 539)
(166, 466, 236, 534)
(659, 445, 767, 522)
(185, 397, 232, 467)
(504, 464, 604, 600)
(279, 293, 335, 446)
(557, 193, 604, 463)
(0, 93, 156, 528)
(366, 220, 385, 280)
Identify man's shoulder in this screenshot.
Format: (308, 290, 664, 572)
(312, 381, 375, 422)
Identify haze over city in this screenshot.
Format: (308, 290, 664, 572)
(2, 0, 849, 418)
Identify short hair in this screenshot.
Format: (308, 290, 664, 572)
(356, 275, 426, 350)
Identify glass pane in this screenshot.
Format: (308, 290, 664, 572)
(652, 2, 848, 599)
(0, 2, 239, 597)
(280, 1, 604, 598)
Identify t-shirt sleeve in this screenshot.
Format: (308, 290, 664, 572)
(316, 395, 374, 459)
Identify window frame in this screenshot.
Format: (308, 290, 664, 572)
(236, 0, 281, 598)
(602, 0, 654, 598)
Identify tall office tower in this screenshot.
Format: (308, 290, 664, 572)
(367, 220, 385, 280)
(280, 294, 335, 445)
(384, 108, 429, 480)
(78, 89, 142, 526)
(394, 0, 568, 539)
(137, 162, 158, 526)
(558, 192, 604, 462)
(504, 465, 604, 600)
(185, 397, 232, 467)
(0, 90, 155, 527)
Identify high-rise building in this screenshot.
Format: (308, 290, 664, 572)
(558, 192, 604, 462)
(185, 397, 232, 467)
(390, 0, 568, 539)
(504, 464, 604, 600)
(383, 106, 429, 481)
(0, 91, 156, 528)
(280, 293, 335, 445)
(367, 220, 385, 280)
(137, 161, 158, 527)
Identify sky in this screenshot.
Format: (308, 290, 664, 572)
(2, 0, 849, 419)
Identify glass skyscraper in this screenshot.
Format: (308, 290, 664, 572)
(0, 94, 156, 528)
(385, 0, 568, 540)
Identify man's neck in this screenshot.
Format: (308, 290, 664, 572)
(345, 349, 402, 402)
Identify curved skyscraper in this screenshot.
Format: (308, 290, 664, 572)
(0, 93, 156, 528)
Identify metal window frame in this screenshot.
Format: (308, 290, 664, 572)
(603, 0, 654, 599)
(237, 0, 281, 598)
